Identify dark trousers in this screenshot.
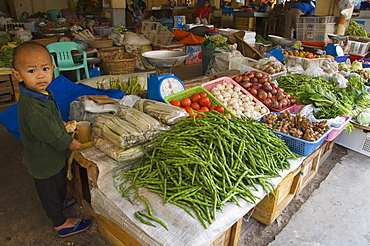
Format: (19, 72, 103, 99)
(33, 168, 67, 227)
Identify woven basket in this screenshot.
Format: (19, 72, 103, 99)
(33, 38, 59, 46)
(235, 36, 262, 60)
(102, 52, 136, 75)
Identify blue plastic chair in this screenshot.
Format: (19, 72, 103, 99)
(46, 42, 90, 81)
(47, 9, 63, 23)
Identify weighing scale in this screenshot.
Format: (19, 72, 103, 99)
(141, 50, 188, 102)
(326, 34, 347, 56)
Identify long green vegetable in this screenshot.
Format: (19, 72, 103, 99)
(122, 111, 299, 229)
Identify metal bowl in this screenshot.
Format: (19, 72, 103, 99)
(142, 50, 188, 68)
(52, 27, 70, 33)
(87, 57, 102, 65)
(327, 34, 347, 41)
(267, 35, 292, 46)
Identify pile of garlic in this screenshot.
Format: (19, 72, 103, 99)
(210, 82, 268, 119)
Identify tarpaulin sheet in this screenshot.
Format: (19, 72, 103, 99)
(0, 75, 125, 139)
(80, 146, 304, 246)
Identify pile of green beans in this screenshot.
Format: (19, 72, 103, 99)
(122, 111, 299, 229)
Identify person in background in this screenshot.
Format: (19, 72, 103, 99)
(12, 42, 92, 238)
(284, 0, 315, 39)
(247, 0, 258, 10)
(194, 0, 212, 24)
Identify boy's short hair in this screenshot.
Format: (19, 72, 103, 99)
(12, 41, 50, 70)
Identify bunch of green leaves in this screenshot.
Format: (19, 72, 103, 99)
(298, 76, 370, 119)
(347, 21, 367, 37)
(0, 48, 13, 68)
(277, 74, 333, 99)
(255, 34, 272, 44)
(202, 34, 230, 49)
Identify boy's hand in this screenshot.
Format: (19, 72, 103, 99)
(69, 139, 84, 151)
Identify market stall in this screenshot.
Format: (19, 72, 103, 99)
(1, 0, 370, 244)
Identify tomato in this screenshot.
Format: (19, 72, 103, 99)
(170, 100, 181, 107)
(225, 114, 232, 118)
(185, 86, 191, 89)
(191, 102, 200, 111)
(188, 110, 197, 118)
(214, 105, 225, 113)
(199, 91, 208, 98)
(180, 107, 186, 111)
(190, 93, 201, 103)
(199, 97, 211, 107)
(180, 98, 192, 107)
(184, 106, 193, 112)
(209, 106, 216, 111)
(200, 107, 209, 113)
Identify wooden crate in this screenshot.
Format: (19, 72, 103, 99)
(97, 214, 243, 246)
(297, 144, 323, 193)
(249, 164, 302, 226)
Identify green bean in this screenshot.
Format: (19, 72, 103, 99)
(137, 211, 168, 231)
(135, 211, 156, 227)
(122, 110, 298, 229)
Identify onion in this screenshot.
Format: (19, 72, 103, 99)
(255, 72, 263, 79)
(270, 88, 277, 95)
(263, 98, 272, 105)
(251, 77, 259, 83)
(258, 90, 268, 100)
(240, 81, 252, 88)
(262, 82, 272, 92)
(267, 91, 273, 99)
(280, 98, 288, 107)
(234, 75, 242, 83)
(242, 76, 250, 82)
(276, 87, 284, 93)
(249, 88, 258, 96)
(276, 92, 285, 101)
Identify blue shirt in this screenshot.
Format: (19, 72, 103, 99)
(290, 2, 315, 15)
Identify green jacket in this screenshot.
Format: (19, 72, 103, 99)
(18, 82, 73, 179)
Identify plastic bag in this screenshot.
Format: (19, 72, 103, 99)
(93, 113, 146, 149)
(133, 99, 189, 125)
(303, 63, 325, 77)
(116, 106, 171, 134)
(94, 136, 146, 162)
(69, 100, 101, 123)
(79, 95, 120, 114)
(119, 95, 142, 107)
(299, 104, 346, 127)
(109, 31, 125, 46)
(205, 43, 243, 75)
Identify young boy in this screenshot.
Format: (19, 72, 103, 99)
(12, 42, 92, 238)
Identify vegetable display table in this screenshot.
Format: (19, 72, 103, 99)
(72, 146, 306, 246)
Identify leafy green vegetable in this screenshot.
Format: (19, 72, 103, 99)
(202, 34, 231, 49)
(350, 61, 363, 71)
(0, 48, 13, 68)
(356, 108, 370, 125)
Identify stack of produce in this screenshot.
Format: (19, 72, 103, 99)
(93, 107, 170, 147)
(169, 90, 228, 118)
(277, 74, 370, 121)
(233, 71, 296, 111)
(93, 101, 188, 161)
(262, 111, 330, 141)
(208, 82, 268, 118)
(96, 75, 144, 96)
(121, 111, 299, 229)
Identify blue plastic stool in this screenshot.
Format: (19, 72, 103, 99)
(47, 9, 63, 23)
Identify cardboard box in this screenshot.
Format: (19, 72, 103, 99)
(185, 45, 202, 65)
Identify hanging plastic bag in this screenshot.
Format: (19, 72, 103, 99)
(205, 43, 243, 75)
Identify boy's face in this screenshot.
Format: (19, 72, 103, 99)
(12, 47, 54, 94)
(204, 1, 209, 7)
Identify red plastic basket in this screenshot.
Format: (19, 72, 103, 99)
(201, 77, 270, 119)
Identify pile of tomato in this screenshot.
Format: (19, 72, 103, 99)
(169, 91, 227, 118)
